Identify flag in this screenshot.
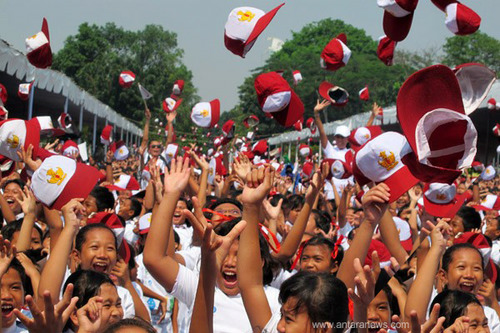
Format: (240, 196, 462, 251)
(138, 83, 153, 100)
(268, 37, 284, 53)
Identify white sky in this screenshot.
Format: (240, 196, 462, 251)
(1, 0, 499, 113)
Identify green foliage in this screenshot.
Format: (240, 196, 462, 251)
(442, 31, 500, 73)
(52, 23, 198, 139)
(228, 19, 412, 138)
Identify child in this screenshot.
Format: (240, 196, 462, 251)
(298, 235, 343, 274)
(103, 318, 156, 333)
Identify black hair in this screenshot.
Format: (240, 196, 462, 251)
(103, 318, 156, 333)
(311, 210, 331, 235)
(227, 188, 243, 200)
(63, 270, 117, 331)
(2, 179, 26, 190)
(285, 194, 305, 211)
(127, 244, 136, 271)
(75, 224, 118, 253)
(204, 195, 218, 208)
(270, 194, 287, 208)
(129, 197, 142, 219)
(430, 289, 482, 329)
(89, 186, 115, 212)
(6, 258, 28, 295)
(1, 219, 23, 241)
(301, 235, 344, 269)
(442, 243, 484, 273)
(209, 198, 243, 213)
(279, 271, 348, 332)
(179, 197, 193, 212)
(131, 190, 146, 200)
(173, 229, 180, 245)
(456, 206, 481, 231)
(214, 218, 280, 285)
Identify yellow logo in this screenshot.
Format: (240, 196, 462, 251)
(486, 169, 491, 174)
(200, 109, 209, 118)
(119, 149, 124, 155)
(167, 153, 173, 158)
(7, 135, 19, 149)
(378, 151, 398, 171)
(363, 134, 370, 139)
(208, 168, 214, 176)
(46, 167, 67, 185)
(237, 10, 255, 22)
(435, 193, 447, 201)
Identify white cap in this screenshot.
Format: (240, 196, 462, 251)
(334, 125, 350, 137)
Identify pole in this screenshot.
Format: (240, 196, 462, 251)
(92, 114, 97, 154)
(485, 110, 491, 164)
(64, 96, 69, 114)
(27, 85, 35, 120)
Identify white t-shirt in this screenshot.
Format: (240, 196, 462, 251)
(491, 240, 500, 267)
(174, 224, 194, 250)
(177, 245, 202, 272)
(270, 268, 296, 289)
(3, 322, 28, 333)
(136, 254, 174, 333)
(171, 264, 281, 333)
(123, 218, 139, 246)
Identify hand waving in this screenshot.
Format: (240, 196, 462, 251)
(163, 156, 191, 194)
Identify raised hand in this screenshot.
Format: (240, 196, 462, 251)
(0, 235, 15, 278)
(16, 144, 41, 171)
(262, 197, 283, 222)
(163, 156, 191, 194)
(241, 167, 274, 205)
(233, 155, 252, 182)
(106, 149, 114, 163)
(61, 198, 86, 232)
(13, 284, 79, 333)
(110, 259, 130, 287)
(421, 220, 451, 254)
(314, 99, 331, 113)
(145, 107, 151, 121)
(166, 110, 177, 123)
(76, 296, 103, 333)
(361, 183, 390, 224)
(44, 139, 60, 151)
(189, 150, 209, 171)
(372, 102, 383, 117)
(15, 186, 37, 216)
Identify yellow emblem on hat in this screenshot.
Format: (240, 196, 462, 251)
(119, 149, 124, 155)
(208, 168, 214, 176)
(237, 10, 255, 22)
(46, 167, 67, 185)
(378, 151, 398, 171)
(200, 109, 209, 118)
(7, 135, 19, 149)
(435, 193, 447, 201)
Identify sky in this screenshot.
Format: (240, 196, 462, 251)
(1, 0, 499, 114)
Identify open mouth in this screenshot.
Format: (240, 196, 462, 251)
(459, 282, 475, 293)
(222, 271, 238, 288)
(93, 262, 109, 273)
(1, 304, 14, 318)
(5, 198, 14, 207)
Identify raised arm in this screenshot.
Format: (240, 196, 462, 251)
(337, 183, 390, 291)
(404, 220, 450, 328)
(366, 102, 382, 127)
(138, 107, 151, 156)
(239, 167, 275, 331)
(190, 151, 209, 209)
(105, 150, 114, 184)
(143, 157, 190, 292)
(313, 99, 331, 149)
(14, 187, 37, 252)
(165, 111, 177, 146)
(378, 210, 409, 265)
(37, 199, 84, 307)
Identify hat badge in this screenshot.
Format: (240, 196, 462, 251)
(7, 135, 19, 149)
(46, 167, 67, 185)
(237, 10, 256, 22)
(208, 168, 214, 176)
(435, 193, 447, 201)
(378, 151, 398, 171)
(200, 109, 209, 118)
(119, 149, 124, 154)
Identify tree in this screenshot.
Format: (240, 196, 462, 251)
(52, 23, 198, 139)
(442, 31, 500, 72)
(227, 19, 414, 138)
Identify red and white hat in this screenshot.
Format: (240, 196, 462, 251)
(252, 140, 268, 156)
(0, 84, 7, 105)
(191, 99, 220, 128)
(100, 125, 113, 145)
(0, 107, 8, 121)
(301, 161, 314, 179)
(0, 118, 41, 162)
(111, 141, 129, 160)
(376, 108, 384, 121)
(352, 132, 419, 203)
(377, 36, 396, 66)
(222, 120, 235, 140)
(172, 80, 184, 97)
(293, 119, 303, 132)
(423, 183, 465, 218)
(359, 86, 370, 101)
(473, 195, 500, 211)
(348, 126, 383, 152)
(164, 143, 179, 162)
(31, 155, 101, 210)
(18, 82, 33, 101)
(243, 115, 259, 128)
(320, 33, 351, 71)
(25, 18, 52, 69)
(62, 140, 79, 158)
(392, 216, 413, 251)
(106, 174, 140, 192)
(488, 98, 497, 110)
(444, 3, 481, 36)
(377, 0, 418, 42)
(292, 70, 302, 85)
(57, 113, 72, 130)
(0, 155, 15, 177)
(224, 4, 284, 58)
(318, 82, 349, 106)
(397, 65, 477, 184)
(269, 147, 281, 158)
(454, 232, 497, 283)
(118, 71, 135, 88)
(163, 97, 182, 113)
(322, 158, 352, 180)
(471, 161, 484, 172)
(208, 156, 226, 185)
(138, 212, 152, 235)
(493, 124, 500, 137)
(453, 63, 496, 115)
(306, 117, 317, 134)
(480, 165, 496, 181)
(298, 144, 311, 157)
(254, 72, 304, 127)
(213, 136, 223, 148)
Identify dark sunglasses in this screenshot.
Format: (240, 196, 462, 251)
(151, 145, 162, 149)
